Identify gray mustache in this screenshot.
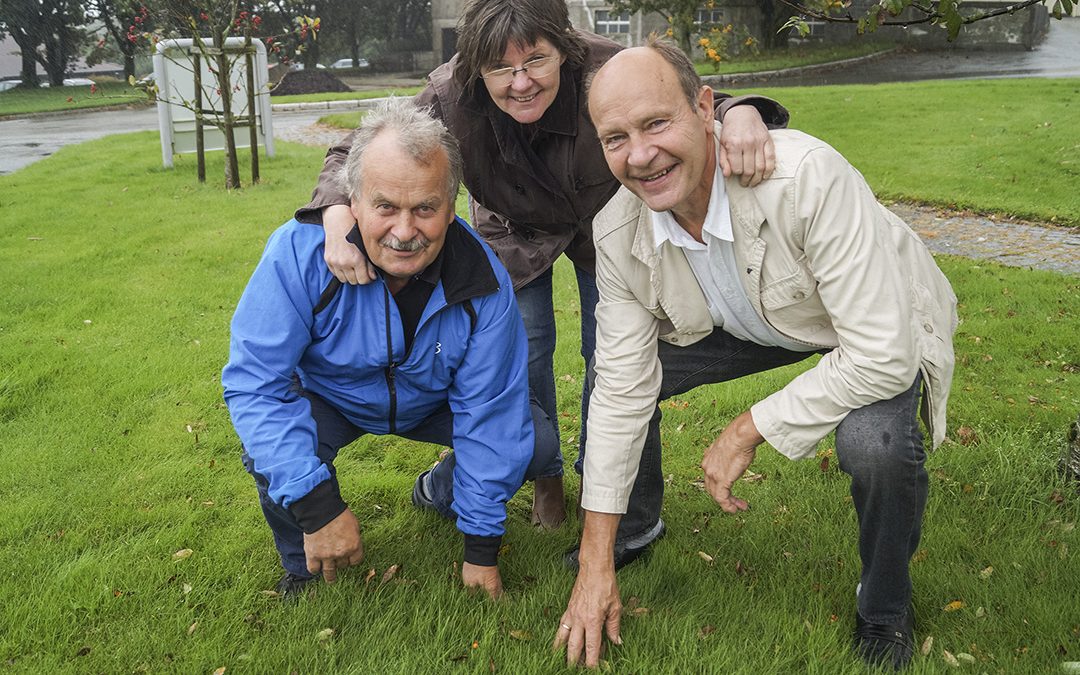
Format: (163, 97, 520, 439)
(380, 235, 429, 252)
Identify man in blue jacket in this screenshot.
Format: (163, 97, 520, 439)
(222, 98, 560, 600)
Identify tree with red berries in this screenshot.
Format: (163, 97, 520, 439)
(86, 0, 154, 81)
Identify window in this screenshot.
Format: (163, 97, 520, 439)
(695, 8, 725, 25)
(595, 10, 631, 34)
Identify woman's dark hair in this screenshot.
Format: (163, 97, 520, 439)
(453, 0, 588, 91)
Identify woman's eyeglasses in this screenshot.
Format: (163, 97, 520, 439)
(480, 55, 560, 86)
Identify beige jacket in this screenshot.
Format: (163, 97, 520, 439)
(582, 127, 958, 514)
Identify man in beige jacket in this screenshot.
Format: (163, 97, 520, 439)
(554, 38, 957, 670)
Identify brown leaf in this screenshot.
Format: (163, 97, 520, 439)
(943, 600, 965, 613)
(1051, 490, 1065, 505)
(741, 471, 765, 483)
(734, 560, 747, 576)
(364, 568, 376, 584)
(698, 625, 716, 638)
(489, 657, 496, 673)
(920, 635, 933, 656)
(630, 607, 650, 617)
(76, 647, 91, 657)
(212, 669, 226, 675)
(956, 426, 978, 446)
(172, 548, 193, 561)
(978, 566, 993, 580)
(697, 551, 714, 563)
(381, 565, 401, 583)
(509, 629, 532, 641)
(625, 596, 639, 610)
(819, 456, 829, 472)
(942, 650, 959, 667)
(187, 622, 198, 635)
(260, 590, 281, 598)
(912, 548, 929, 563)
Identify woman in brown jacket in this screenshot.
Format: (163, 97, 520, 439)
(295, 0, 788, 531)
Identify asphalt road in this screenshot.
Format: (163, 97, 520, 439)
(0, 106, 332, 175)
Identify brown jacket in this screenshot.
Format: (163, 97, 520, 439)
(297, 31, 789, 289)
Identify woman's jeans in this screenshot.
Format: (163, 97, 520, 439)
(581, 328, 928, 625)
(514, 263, 598, 470)
(243, 388, 561, 578)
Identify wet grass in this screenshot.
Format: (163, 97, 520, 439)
(270, 86, 424, 105)
(0, 78, 150, 117)
(317, 77, 1080, 227)
(1, 131, 1077, 672)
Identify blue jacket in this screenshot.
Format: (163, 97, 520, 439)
(222, 217, 534, 538)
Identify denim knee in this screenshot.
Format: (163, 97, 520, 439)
(525, 399, 563, 479)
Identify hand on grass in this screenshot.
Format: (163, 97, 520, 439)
(461, 562, 504, 599)
(553, 511, 623, 668)
(303, 508, 364, 582)
(701, 410, 764, 513)
(323, 204, 375, 285)
(718, 105, 775, 187)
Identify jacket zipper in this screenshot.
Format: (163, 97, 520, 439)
(383, 285, 397, 434)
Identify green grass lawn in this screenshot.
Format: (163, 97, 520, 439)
(0, 79, 150, 117)
(319, 78, 1080, 227)
(0, 85, 1078, 671)
(695, 41, 895, 75)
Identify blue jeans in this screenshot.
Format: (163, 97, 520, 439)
(584, 329, 927, 625)
(515, 264, 598, 468)
(242, 388, 562, 578)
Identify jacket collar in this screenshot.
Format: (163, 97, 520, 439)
(346, 216, 499, 305)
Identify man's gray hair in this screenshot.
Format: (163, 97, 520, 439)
(644, 34, 704, 110)
(338, 97, 464, 204)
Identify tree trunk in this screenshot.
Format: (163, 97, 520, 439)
(671, 12, 695, 57)
(123, 53, 135, 80)
(213, 39, 241, 189)
(19, 48, 40, 86)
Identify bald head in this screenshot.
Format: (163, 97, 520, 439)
(586, 40, 717, 224)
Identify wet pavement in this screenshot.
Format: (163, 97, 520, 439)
(718, 17, 1080, 88)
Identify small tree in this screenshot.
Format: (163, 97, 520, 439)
(86, 0, 153, 80)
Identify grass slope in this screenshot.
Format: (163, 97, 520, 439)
(0, 130, 1077, 671)
(318, 78, 1080, 227)
(0, 80, 150, 117)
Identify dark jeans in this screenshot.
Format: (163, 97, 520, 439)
(583, 329, 927, 625)
(242, 389, 562, 578)
(516, 264, 598, 465)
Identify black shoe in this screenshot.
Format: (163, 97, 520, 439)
(853, 606, 916, 670)
(563, 518, 666, 572)
(275, 572, 315, 601)
(411, 470, 435, 510)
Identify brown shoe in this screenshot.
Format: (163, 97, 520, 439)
(530, 475, 566, 528)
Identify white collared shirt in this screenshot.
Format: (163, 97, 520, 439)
(649, 142, 816, 352)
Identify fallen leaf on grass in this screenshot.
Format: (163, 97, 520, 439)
(741, 471, 765, 483)
(625, 596, 640, 610)
(819, 456, 829, 472)
(975, 606, 986, 618)
(697, 551, 714, 563)
(182, 583, 193, 595)
(76, 646, 91, 657)
(921, 636, 933, 656)
(956, 426, 978, 446)
(942, 650, 959, 667)
(943, 600, 965, 612)
(381, 564, 400, 583)
(364, 568, 376, 585)
(698, 625, 715, 638)
(956, 652, 976, 664)
(630, 607, 650, 617)
(212, 668, 226, 675)
(316, 628, 335, 643)
(260, 590, 280, 598)
(1051, 490, 1065, 505)
(187, 622, 198, 635)
(978, 566, 993, 580)
(172, 548, 193, 561)
(509, 629, 531, 641)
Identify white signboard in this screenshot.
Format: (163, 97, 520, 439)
(153, 37, 275, 168)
